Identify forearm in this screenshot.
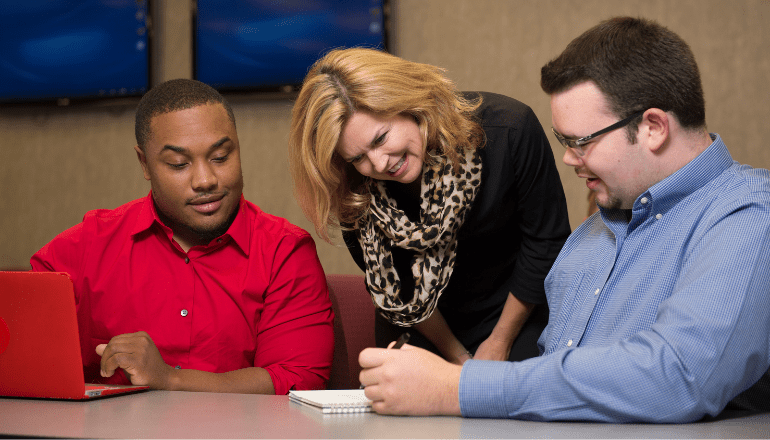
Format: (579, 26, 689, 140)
(165, 366, 275, 394)
(256, 234, 335, 393)
(413, 309, 470, 363)
(460, 342, 706, 422)
(488, 293, 535, 346)
(461, 325, 768, 423)
(472, 293, 535, 361)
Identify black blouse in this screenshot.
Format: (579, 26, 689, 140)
(344, 92, 571, 357)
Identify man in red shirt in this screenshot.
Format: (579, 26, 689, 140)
(30, 79, 334, 395)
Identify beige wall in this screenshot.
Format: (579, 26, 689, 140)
(1, 0, 768, 275)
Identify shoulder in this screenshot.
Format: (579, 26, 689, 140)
(57, 197, 151, 251)
(463, 91, 536, 128)
(241, 199, 325, 277)
(73, 197, 154, 244)
(31, 197, 149, 271)
(708, 164, 770, 216)
(688, 138, 770, 209)
(81, 197, 147, 225)
(725, 163, 770, 192)
(242, 199, 314, 245)
(462, 92, 549, 163)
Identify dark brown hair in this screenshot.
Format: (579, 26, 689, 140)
(541, 17, 706, 138)
(135, 78, 235, 149)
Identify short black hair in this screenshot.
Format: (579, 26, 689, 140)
(135, 78, 236, 149)
(541, 17, 706, 138)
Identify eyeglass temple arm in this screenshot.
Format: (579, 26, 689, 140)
(575, 109, 647, 147)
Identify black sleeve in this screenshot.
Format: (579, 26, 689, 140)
(342, 228, 366, 273)
(500, 102, 571, 304)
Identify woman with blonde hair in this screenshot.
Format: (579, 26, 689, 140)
(289, 48, 570, 364)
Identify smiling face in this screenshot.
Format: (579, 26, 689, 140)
(551, 81, 650, 210)
(337, 110, 425, 184)
(135, 103, 243, 250)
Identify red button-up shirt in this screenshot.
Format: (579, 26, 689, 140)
(31, 193, 334, 394)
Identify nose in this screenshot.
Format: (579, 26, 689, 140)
(367, 150, 390, 174)
(562, 147, 583, 167)
(191, 161, 218, 191)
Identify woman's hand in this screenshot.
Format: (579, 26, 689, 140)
(451, 350, 473, 365)
(473, 293, 535, 361)
(473, 333, 513, 361)
(413, 309, 471, 364)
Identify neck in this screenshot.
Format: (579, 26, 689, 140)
(648, 128, 712, 191)
(678, 126, 712, 156)
(386, 173, 422, 198)
(156, 205, 238, 253)
(384, 176, 423, 221)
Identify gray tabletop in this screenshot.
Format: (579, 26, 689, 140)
(1, 391, 769, 438)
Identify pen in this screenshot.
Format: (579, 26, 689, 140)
(391, 332, 411, 350)
(360, 332, 410, 389)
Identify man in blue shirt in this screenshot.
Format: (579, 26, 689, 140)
(358, 16, 770, 422)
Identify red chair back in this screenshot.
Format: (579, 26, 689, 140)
(326, 274, 375, 389)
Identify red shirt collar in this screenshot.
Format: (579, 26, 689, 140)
(131, 192, 251, 256)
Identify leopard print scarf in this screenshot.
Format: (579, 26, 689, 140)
(355, 149, 482, 326)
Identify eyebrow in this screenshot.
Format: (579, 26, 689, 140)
(161, 137, 232, 155)
(342, 150, 364, 163)
(341, 125, 388, 162)
(552, 127, 579, 141)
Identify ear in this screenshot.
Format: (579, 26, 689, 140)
(639, 109, 669, 153)
(134, 145, 151, 181)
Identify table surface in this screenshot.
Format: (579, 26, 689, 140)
(1, 391, 769, 439)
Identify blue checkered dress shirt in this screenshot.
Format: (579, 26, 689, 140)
(459, 134, 770, 422)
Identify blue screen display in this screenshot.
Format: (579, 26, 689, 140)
(195, 0, 385, 91)
(0, 0, 149, 103)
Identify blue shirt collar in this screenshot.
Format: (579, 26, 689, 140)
(600, 134, 733, 223)
(637, 134, 733, 215)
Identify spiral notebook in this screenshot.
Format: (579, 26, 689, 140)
(289, 389, 373, 414)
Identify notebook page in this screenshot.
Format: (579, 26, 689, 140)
(289, 389, 372, 414)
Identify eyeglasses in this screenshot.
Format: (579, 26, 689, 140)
(551, 109, 647, 157)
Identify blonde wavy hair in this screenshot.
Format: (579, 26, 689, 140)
(289, 48, 484, 243)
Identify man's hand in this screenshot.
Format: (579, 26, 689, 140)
(95, 331, 173, 389)
(359, 344, 463, 416)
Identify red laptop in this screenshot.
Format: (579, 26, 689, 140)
(0, 271, 149, 399)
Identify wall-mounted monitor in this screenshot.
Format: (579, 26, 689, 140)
(194, 0, 387, 95)
(0, 0, 150, 105)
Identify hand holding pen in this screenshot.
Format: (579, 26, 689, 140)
(360, 332, 410, 389)
(389, 332, 411, 350)
(358, 331, 463, 415)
